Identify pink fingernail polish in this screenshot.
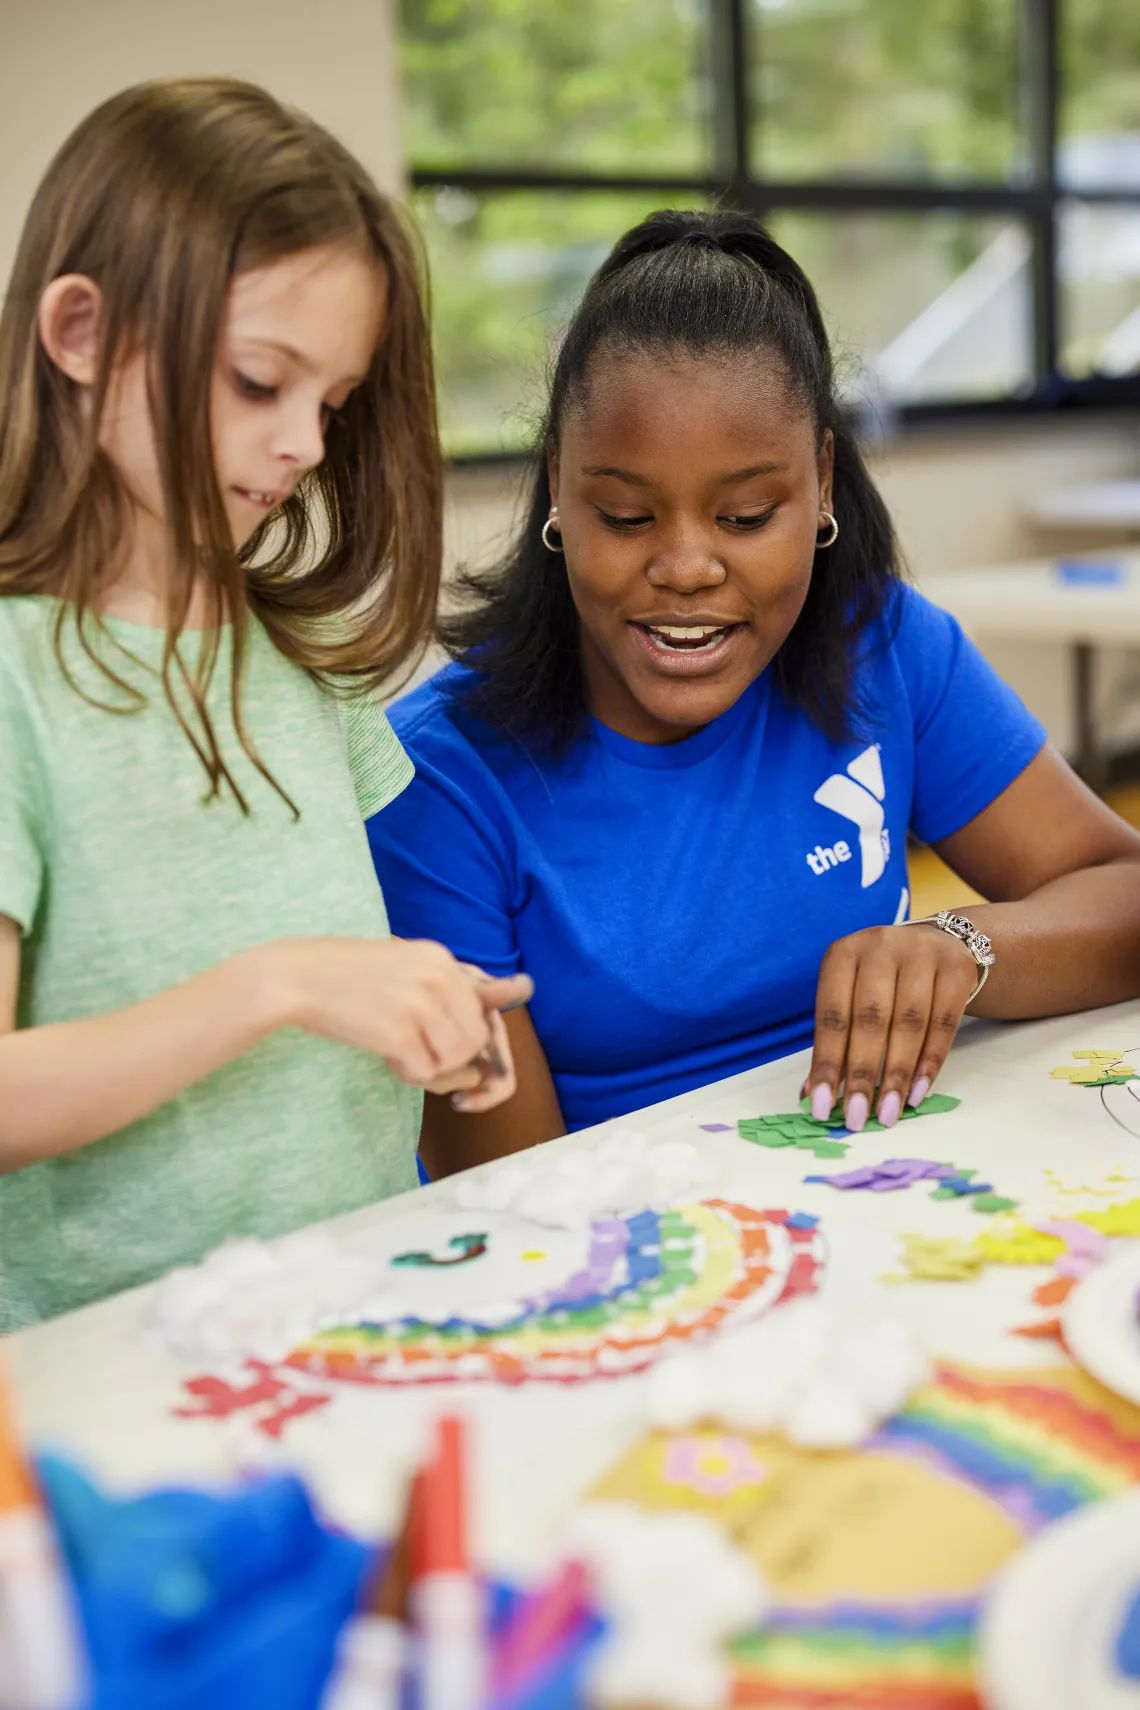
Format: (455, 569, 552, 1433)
(908, 1076, 931, 1109)
(811, 1083, 833, 1121)
(846, 1091, 869, 1133)
(878, 1090, 901, 1129)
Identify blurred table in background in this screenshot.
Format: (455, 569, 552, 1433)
(921, 553, 1140, 791)
(1024, 480, 1140, 537)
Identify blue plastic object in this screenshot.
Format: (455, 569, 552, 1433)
(38, 1456, 368, 1710)
(1115, 1585, 1140, 1679)
(1054, 560, 1125, 586)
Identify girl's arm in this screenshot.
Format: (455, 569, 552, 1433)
(418, 1006, 567, 1178)
(805, 748, 1140, 1128)
(0, 916, 530, 1171)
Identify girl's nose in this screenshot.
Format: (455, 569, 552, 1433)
(645, 524, 727, 589)
(273, 403, 327, 472)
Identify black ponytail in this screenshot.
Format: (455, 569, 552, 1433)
(439, 208, 900, 753)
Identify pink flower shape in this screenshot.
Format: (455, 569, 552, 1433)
(663, 1434, 769, 1498)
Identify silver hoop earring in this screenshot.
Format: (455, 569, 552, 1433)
(816, 511, 839, 549)
(541, 509, 563, 553)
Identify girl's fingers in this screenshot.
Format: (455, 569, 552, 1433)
(840, 955, 898, 1132)
(423, 1065, 484, 1096)
(874, 962, 935, 1125)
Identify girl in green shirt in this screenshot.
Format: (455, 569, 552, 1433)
(0, 78, 530, 1328)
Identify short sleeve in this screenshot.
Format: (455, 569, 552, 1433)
(0, 656, 44, 934)
(892, 586, 1048, 845)
(366, 728, 522, 979)
(338, 692, 414, 821)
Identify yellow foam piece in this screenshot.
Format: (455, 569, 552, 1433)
(975, 1223, 1065, 1265)
(885, 1235, 987, 1282)
(1075, 1198, 1140, 1236)
(1072, 1049, 1125, 1061)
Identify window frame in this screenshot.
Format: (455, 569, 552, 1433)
(407, 0, 1140, 458)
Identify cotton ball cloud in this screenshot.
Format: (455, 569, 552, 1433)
(151, 1230, 388, 1365)
(563, 1502, 767, 1710)
(644, 1301, 930, 1448)
(452, 1129, 721, 1229)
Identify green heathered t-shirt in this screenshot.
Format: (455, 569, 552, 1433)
(0, 597, 421, 1330)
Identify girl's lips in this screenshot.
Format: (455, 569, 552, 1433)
(628, 621, 744, 674)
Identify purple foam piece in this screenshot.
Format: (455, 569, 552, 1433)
(699, 1122, 734, 1132)
(876, 1158, 940, 1179)
(806, 1165, 878, 1189)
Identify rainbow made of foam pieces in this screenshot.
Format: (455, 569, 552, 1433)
(593, 1360, 1140, 1709)
(286, 1203, 825, 1387)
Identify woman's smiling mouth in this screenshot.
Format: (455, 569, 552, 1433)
(630, 620, 744, 671)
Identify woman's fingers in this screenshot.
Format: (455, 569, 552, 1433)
(807, 939, 858, 1121)
(872, 960, 935, 1124)
(807, 926, 976, 1130)
(839, 952, 898, 1131)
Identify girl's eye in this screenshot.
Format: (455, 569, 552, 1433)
(233, 371, 278, 402)
(598, 510, 653, 531)
(720, 510, 776, 531)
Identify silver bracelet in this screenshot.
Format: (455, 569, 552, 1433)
(904, 909, 995, 1006)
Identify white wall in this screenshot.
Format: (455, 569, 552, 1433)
(0, 0, 404, 288)
(443, 414, 1140, 756)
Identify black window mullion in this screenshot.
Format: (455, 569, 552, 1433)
(1022, 0, 1060, 386)
(709, 0, 751, 199)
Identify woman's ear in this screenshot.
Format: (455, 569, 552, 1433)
(546, 441, 560, 510)
(818, 427, 835, 514)
(37, 275, 104, 385)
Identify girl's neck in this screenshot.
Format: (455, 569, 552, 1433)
(96, 512, 222, 631)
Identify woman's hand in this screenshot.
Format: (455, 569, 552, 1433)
(274, 937, 532, 1110)
(804, 923, 977, 1131)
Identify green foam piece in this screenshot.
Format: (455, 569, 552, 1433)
(796, 1090, 961, 1130)
(929, 1186, 958, 1200)
(1082, 1073, 1137, 1087)
(971, 1194, 1019, 1214)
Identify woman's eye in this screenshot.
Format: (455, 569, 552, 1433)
(598, 510, 653, 531)
(720, 510, 775, 531)
(233, 371, 278, 402)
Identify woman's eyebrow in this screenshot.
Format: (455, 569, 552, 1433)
(718, 461, 789, 482)
(580, 464, 651, 485)
(581, 460, 789, 485)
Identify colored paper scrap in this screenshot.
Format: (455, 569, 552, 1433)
(1051, 1048, 1138, 1086)
(1033, 1274, 1077, 1307)
(797, 1090, 961, 1131)
(806, 1158, 956, 1193)
(1013, 1318, 1065, 1343)
(699, 1123, 734, 1132)
(975, 1225, 1065, 1266)
(1074, 1198, 1140, 1236)
(971, 1194, 1020, 1214)
(884, 1235, 987, 1283)
(737, 1117, 850, 1160)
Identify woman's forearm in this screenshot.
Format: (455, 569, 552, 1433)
(961, 856, 1140, 1019)
(0, 946, 289, 1168)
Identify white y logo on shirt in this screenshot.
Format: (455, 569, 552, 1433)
(811, 745, 890, 888)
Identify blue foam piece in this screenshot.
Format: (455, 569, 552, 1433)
(1055, 559, 1124, 586)
(785, 1212, 819, 1230)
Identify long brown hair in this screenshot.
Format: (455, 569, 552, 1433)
(0, 77, 442, 809)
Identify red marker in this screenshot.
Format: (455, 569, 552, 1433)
(411, 1416, 485, 1710)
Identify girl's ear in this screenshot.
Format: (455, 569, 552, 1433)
(546, 441, 560, 510)
(818, 427, 835, 513)
(37, 275, 104, 385)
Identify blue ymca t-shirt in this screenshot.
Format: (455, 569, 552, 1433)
(369, 585, 1046, 1131)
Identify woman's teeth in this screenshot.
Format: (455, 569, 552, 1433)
(646, 624, 730, 651)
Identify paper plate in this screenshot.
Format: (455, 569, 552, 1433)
(1062, 1245, 1140, 1406)
(979, 1487, 1140, 1710)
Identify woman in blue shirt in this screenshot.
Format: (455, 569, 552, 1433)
(369, 210, 1140, 1174)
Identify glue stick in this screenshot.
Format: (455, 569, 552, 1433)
(0, 1367, 87, 1710)
(410, 1417, 485, 1710)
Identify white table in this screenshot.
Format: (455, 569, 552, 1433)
(921, 553, 1140, 787)
(9, 1000, 1140, 1578)
(1025, 480, 1140, 535)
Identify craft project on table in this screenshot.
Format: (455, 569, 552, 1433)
(593, 1360, 1140, 1710)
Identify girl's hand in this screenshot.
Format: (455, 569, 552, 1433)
(804, 923, 977, 1131)
(274, 937, 532, 1107)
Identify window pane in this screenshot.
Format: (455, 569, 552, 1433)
(400, 0, 713, 175)
(766, 212, 1033, 403)
(1059, 202, 1140, 377)
(751, 0, 1022, 182)
(416, 189, 706, 456)
(1060, 0, 1140, 189)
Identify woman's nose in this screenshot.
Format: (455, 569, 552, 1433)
(272, 403, 327, 472)
(644, 523, 727, 589)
